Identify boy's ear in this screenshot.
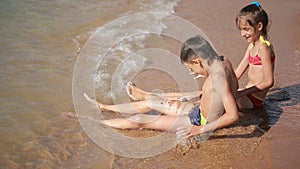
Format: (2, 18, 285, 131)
(191, 58, 201, 65)
(191, 58, 204, 68)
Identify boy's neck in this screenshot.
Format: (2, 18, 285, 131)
(208, 60, 224, 75)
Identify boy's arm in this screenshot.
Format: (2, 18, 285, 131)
(199, 86, 239, 134)
(200, 73, 239, 134)
(182, 73, 239, 138)
(177, 91, 202, 101)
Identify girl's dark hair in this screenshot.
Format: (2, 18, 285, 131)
(236, 3, 269, 36)
(180, 35, 218, 65)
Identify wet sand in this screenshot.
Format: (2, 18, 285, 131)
(2, 0, 298, 168)
(111, 0, 300, 168)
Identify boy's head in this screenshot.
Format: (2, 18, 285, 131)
(180, 35, 218, 64)
(180, 35, 218, 77)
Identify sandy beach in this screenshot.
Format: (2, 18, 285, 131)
(0, 0, 299, 168)
(111, 0, 300, 168)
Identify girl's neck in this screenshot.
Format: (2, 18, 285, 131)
(251, 35, 270, 48)
(251, 34, 269, 48)
(251, 36, 261, 47)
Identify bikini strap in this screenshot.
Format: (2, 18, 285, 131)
(259, 35, 271, 46)
(250, 35, 271, 49)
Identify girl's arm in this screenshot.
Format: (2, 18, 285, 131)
(235, 46, 250, 80)
(236, 44, 274, 98)
(256, 44, 274, 90)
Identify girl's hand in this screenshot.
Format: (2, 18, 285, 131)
(236, 90, 244, 98)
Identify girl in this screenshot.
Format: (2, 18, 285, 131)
(235, 2, 275, 109)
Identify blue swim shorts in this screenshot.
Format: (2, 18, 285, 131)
(188, 105, 207, 126)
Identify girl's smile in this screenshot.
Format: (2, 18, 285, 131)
(237, 18, 259, 43)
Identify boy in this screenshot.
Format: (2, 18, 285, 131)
(85, 35, 239, 138)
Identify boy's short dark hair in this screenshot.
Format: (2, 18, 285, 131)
(180, 35, 218, 65)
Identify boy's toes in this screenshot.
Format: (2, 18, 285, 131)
(126, 82, 138, 101)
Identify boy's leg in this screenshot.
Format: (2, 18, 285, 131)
(126, 82, 180, 101)
(102, 114, 191, 132)
(126, 82, 151, 101)
(85, 93, 151, 114)
(127, 82, 200, 101)
(85, 93, 185, 115)
(100, 99, 183, 115)
(101, 100, 152, 114)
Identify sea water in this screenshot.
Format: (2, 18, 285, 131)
(0, 0, 181, 168)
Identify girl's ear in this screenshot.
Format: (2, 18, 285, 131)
(257, 22, 263, 31)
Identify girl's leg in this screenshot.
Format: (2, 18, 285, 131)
(102, 114, 191, 132)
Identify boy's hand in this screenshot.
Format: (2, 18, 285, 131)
(178, 96, 192, 102)
(176, 125, 202, 139)
(177, 91, 202, 102)
(185, 125, 202, 138)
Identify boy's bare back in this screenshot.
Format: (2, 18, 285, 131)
(200, 57, 238, 122)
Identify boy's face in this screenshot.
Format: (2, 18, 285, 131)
(184, 58, 207, 78)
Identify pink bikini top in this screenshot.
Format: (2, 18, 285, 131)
(248, 36, 275, 66)
(249, 53, 275, 65)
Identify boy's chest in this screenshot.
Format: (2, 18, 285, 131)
(201, 79, 222, 102)
(201, 79, 212, 94)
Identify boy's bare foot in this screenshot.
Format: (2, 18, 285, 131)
(126, 82, 149, 101)
(84, 93, 104, 109)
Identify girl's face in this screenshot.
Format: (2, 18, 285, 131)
(237, 18, 260, 43)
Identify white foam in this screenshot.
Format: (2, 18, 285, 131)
(90, 0, 180, 100)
